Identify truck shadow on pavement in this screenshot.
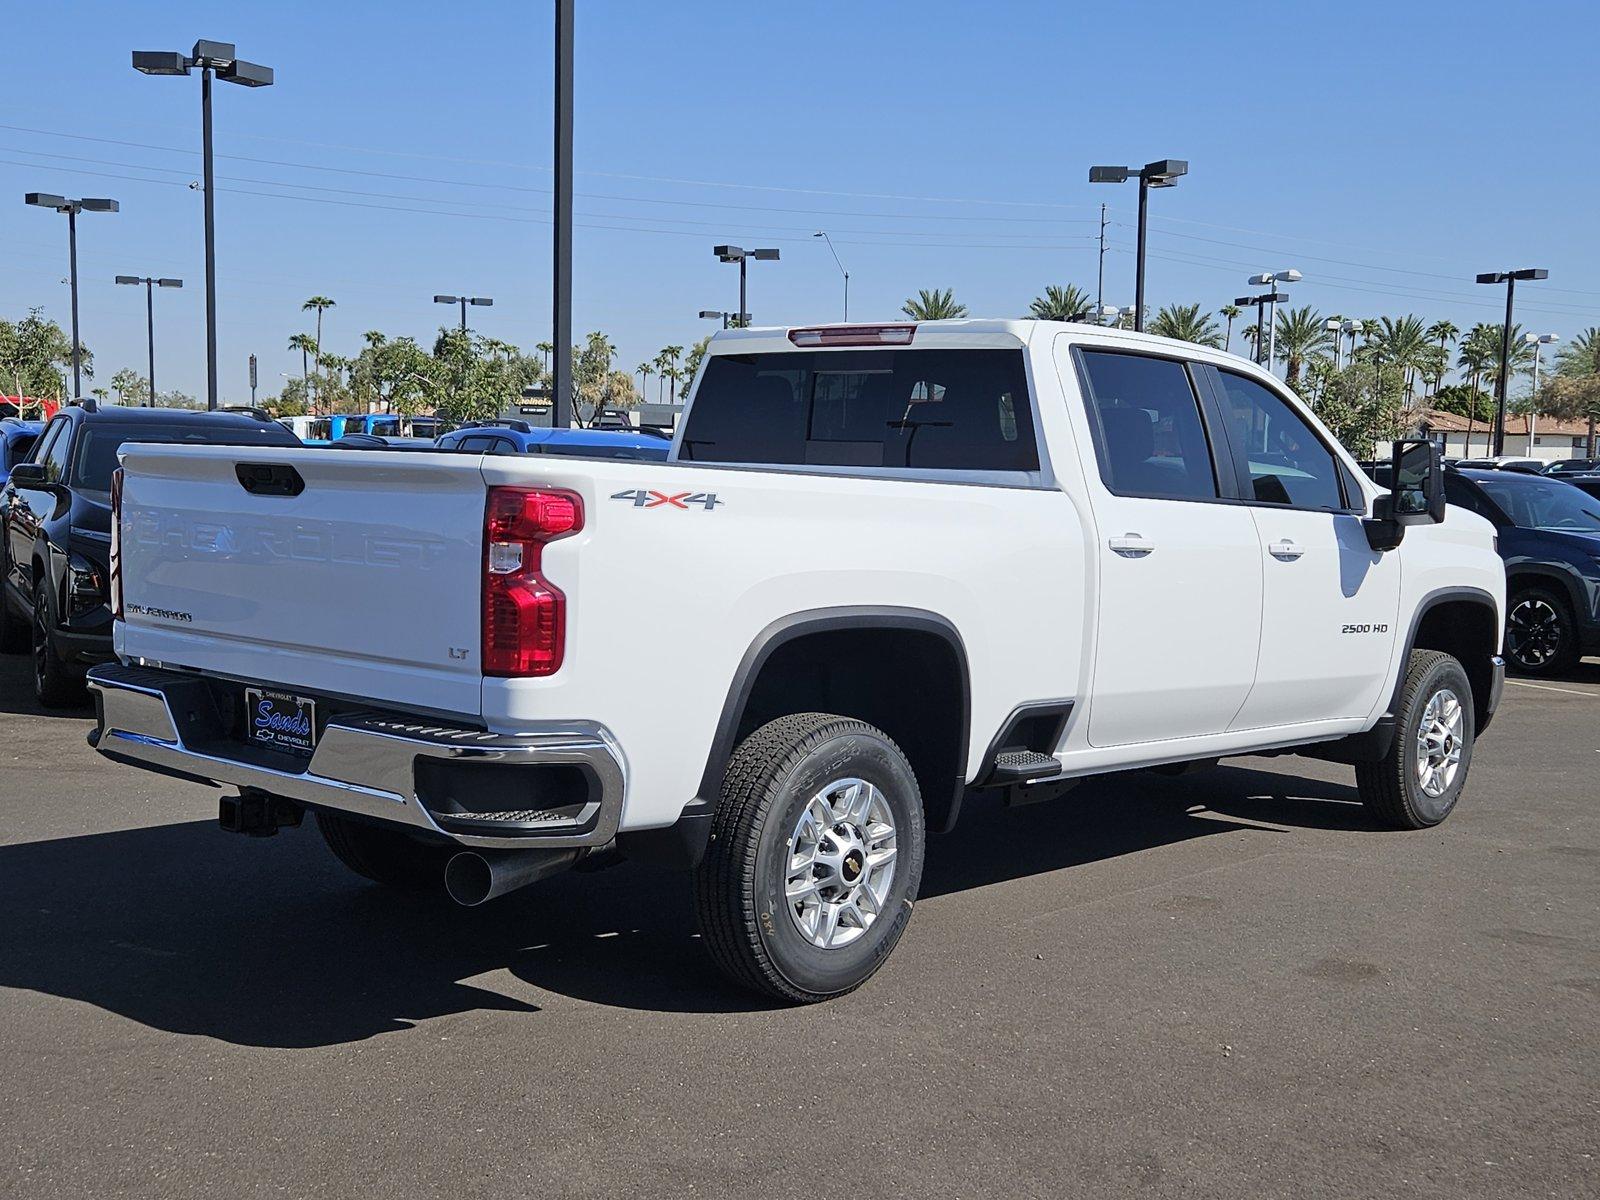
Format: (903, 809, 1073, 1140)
(0, 765, 1370, 1042)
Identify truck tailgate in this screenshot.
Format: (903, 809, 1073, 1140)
(116, 444, 486, 718)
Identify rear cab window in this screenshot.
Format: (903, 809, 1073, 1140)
(679, 348, 1038, 475)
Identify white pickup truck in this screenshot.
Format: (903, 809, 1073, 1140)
(89, 320, 1506, 1002)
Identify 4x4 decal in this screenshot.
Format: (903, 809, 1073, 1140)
(610, 489, 724, 511)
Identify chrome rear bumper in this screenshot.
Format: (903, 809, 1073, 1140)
(87, 662, 624, 850)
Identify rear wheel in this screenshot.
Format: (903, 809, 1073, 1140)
(315, 811, 452, 890)
(1356, 650, 1474, 830)
(1505, 586, 1579, 675)
(694, 712, 926, 1003)
(32, 581, 87, 708)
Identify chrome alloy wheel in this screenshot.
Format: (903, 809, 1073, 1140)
(1415, 687, 1464, 798)
(785, 778, 898, 950)
(1506, 596, 1562, 668)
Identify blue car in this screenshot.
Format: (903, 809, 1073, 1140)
(1444, 468, 1600, 675)
(436, 420, 669, 460)
(0, 418, 45, 487)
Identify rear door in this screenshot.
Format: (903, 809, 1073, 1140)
(1200, 367, 1401, 729)
(1066, 344, 1263, 747)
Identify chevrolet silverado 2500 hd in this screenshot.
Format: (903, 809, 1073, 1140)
(88, 320, 1506, 1002)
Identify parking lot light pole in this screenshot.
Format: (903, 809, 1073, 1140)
(433, 294, 493, 334)
(1325, 317, 1344, 369)
(714, 245, 779, 328)
(1476, 268, 1548, 455)
(1247, 269, 1301, 373)
(1090, 159, 1187, 333)
(1524, 332, 1559, 449)
(813, 231, 849, 320)
(134, 41, 273, 410)
(698, 309, 734, 330)
(26, 194, 119, 400)
(1235, 291, 1287, 366)
(115, 274, 182, 403)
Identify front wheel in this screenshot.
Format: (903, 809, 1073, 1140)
(1504, 586, 1579, 675)
(1356, 650, 1475, 830)
(694, 713, 926, 1003)
(32, 582, 87, 708)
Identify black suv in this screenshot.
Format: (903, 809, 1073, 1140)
(1, 404, 299, 706)
(1443, 468, 1600, 675)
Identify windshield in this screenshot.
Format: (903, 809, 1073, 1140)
(1476, 474, 1600, 533)
(71, 422, 299, 491)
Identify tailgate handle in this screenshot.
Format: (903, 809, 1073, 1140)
(235, 463, 305, 497)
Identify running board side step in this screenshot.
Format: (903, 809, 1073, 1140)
(989, 749, 1064, 784)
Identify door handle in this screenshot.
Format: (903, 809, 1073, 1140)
(1108, 534, 1155, 557)
(1268, 539, 1305, 560)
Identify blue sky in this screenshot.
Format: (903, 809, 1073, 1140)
(3, 0, 1596, 403)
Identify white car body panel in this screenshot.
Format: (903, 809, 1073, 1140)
(110, 319, 1505, 836)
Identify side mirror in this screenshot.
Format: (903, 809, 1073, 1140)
(1363, 440, 1444, 552)
(7, 462, 47, 489)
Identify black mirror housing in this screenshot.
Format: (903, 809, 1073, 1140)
(1390, 439, 1446, 525)
(7, 462, 47, 489)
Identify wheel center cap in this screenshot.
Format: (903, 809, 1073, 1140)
(842, 850, 864, 884)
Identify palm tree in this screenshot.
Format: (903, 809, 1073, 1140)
(1556, 327, 1600, 379)
(1272, 306, 1334, 387)
(1425, 320, 1459, 392)
(901, 288, 967, 321)
(535, 341, 554, 377)
(658, 345, 684, 401)
(1457, 324, 1500, 453)
(652, 351, 672, 402)
(1219, 304, 1241, 352)
(637, 361, 654, 402)
(1148, 303, 1222, 348)
(301, 296, 336, 402)
(1240, 323, 1262, 360)
(287, 332, 318, 409)
(1372, 315, 1429, 402)
(1028, 284, 1093, 322)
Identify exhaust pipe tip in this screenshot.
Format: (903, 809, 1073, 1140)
(445, 848, 580, 907)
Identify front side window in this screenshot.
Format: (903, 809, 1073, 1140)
(42, 419, 74, 483)
(1214, 371, 1345, 511)
(680, 348, 1037, 472)
(1077, 350, 1218, 500)
(28, 420, 65, 472)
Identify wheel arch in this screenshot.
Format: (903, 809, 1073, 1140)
(697, 606, 972, 834)
(1403, 586, 1502, 733)
(1504, 564, 1583, 622)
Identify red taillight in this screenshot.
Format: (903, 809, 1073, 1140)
(787, 323, 916, 348)
(482, 486, 582, 676)
(109, 467, 124, 621)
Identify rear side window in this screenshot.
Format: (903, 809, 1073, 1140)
(680, 348, 1037, 472)
(1076, 351, 1218, 500)
(1213, 371, 1345, 511)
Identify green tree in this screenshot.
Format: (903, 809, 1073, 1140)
(1425, 319, 1459, 390)
(287, 332, 318, 406)
(1556, 327, 1600, 379)
(901, 288, 967, 320)
(678, 335, 712, 401)
(636, 361, 654, 402)
(1371, 315, 1430, 401)
(1271, 306, 1332, 387)
(301, 296, 336, 403)
(658, 344, 684, 400)
(1028, 284, 1093, 322)
(0, 309, 82, 403)
(1548, 328, 1600, 455)
(1219, 304, 1241, 352)
(110, 367, 151, 406)
(1149, 302, 1222, 348)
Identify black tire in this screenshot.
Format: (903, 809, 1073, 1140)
(693, 712, 926, 1003)
(31, 581, 87, 709)
(315, 811, 452, 891)
(1356, 650, 1474, 830)
(1504, 586, 1580, 675)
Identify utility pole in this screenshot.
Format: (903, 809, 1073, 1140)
(552, 0, 575, 430)
(1096, 203, 1108, 315)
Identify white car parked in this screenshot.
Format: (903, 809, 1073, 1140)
(90, 320, 1506, 1001)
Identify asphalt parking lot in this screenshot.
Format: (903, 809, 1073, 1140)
(2, 653, 1596, 1200)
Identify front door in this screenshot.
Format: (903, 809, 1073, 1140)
(1203, 368, 1401, 729)
(1065, 344, 1264, 748)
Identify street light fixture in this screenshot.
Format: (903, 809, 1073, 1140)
(1247, 269, 1301, 373)
(1523, 331, 1560, 449)
(698, 309, 736, 329)
(26, 193, 120, 400)
(1475, 268, 1548, 455)
(433, 294, 494, 333)
(1234, 291, 1289, 365)
(134, 39, 274, 410)
(813, 231, 849, 321)
(115, 274, 182, 404)
(1089, 158, 1187, 332)
(1324, 317, 1345, 370)
(713, 245, 779, 329)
